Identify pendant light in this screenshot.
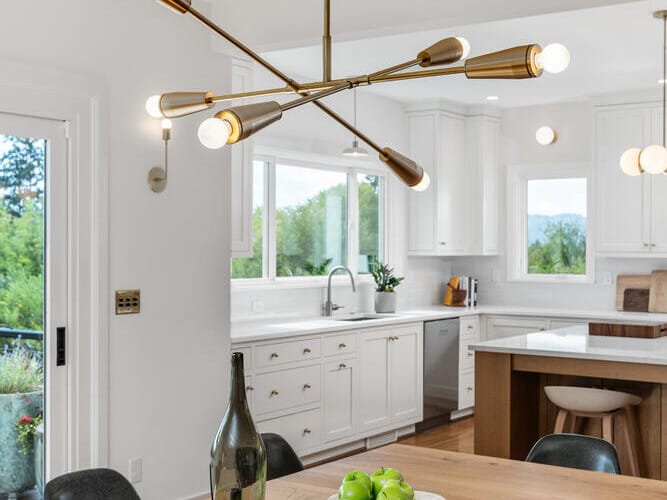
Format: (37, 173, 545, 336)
(342, 88, 369, 157)
(621, 11, 667, 176)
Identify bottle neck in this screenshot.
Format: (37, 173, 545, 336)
(230, 353, 247, 405)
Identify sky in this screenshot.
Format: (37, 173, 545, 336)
(527, 178, 587, 216)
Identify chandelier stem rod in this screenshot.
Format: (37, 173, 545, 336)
(313, 100, 383, 153)
(323, 0, 332, 82)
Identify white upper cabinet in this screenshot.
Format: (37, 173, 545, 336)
(406, 107, 499, 256)
(230, 58, 254, 257)
(595, 102, 667, 255)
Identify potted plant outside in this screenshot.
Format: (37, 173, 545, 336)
(0, 339, 43, 495)
(371, 263, 404, 313)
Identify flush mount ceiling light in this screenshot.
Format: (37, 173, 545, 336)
(147, 0, 570, 191)
(621, 10, 667, 176)
(535, 126, 557, 146)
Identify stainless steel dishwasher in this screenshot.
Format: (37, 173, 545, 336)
(417, 318, 460, 431)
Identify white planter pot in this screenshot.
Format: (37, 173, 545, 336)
(375, 292, 398, 313)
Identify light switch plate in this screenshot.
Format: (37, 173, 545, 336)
(129, 457, 142, 483)
(115, 290, 141, 315)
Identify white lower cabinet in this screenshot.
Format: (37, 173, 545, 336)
(458, 371, 475, 410)
(458, 317, 480, 411)
(485, 316, 547, 340)
(323, 358, 356, 442)
(233, 321, 423, 460)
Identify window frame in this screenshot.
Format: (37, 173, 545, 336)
(507, 163, 595, 284)
(232, 147, 388, 287)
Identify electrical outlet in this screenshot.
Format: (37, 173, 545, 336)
(115, 290, 141, 315)
(129, 457, 142, 483)
(251, 300, 264, 313)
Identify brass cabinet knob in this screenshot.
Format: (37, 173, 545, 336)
(339, 363, 347, 369)
(246, 385, 254, 391)
(270, 390, 279, 396)
(303, 428, 312, 434)
(467, 353, 473, 358)
(303, 383, 312, 390)
(303, 347, 311, 354)
(388, 335, 399, 341)
(467, 325, 474, 330)
(339, 343, 347, 348)
(467, 386, 473, 391)
(270, 353, 279, 359)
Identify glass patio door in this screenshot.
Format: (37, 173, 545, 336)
(0, 112, 68, 495)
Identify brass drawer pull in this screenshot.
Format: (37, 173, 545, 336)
(339, 343, 347, 348)
(270, 353, 279, 359)
(339, 363, 347, 369)
(270, 390, 279, 396)
(467, 325, 474, 330)
(246, 385, 254, 391)
(303, 383, 312, 390)
(467, 353, 473, 358)
(303, 428, 312, 435)
(388, 336, 399, 341)
(467, 386, 473, 391)
(303, 347, 311, 354)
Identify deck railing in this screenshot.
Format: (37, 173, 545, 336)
(0, 327, 44, 341)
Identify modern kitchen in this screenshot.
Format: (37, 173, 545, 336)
(3, 0, 667, 499)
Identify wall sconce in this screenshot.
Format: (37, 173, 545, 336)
(148, 119, 172, 193)
(535, 126, 557, 146)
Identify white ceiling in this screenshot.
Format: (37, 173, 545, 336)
(249, 1, 665, 107)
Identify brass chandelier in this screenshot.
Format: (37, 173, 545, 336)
(146, 0, 570, 190)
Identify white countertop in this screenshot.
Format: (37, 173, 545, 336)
(231, 305, 667, 343)
(470, 325, 667, 366)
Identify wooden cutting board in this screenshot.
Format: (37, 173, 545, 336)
(616, 274, 651, 311)
(649, 270, 667, 313)
(589, 322, 667, 338)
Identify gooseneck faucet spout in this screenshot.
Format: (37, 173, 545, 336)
(324, 265, 356, 316)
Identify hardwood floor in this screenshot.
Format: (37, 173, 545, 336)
(399, 417, 474, 454)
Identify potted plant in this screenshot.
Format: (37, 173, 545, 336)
(0, 339, 43, 495)
(371, 263, 404, 313)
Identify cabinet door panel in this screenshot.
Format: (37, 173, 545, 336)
(390, 327, 422, 423)
(323, 359, 356, 442)
(485, 317, 547, 340)
(651, 173, 667, 253)
(596, 106, 652, 253)
(359, 331, 391, 432)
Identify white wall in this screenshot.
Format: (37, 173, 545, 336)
(0, 2, 231, 499)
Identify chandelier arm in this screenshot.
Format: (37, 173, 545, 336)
(323, 0, 332, 82)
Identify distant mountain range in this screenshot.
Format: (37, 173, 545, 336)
(528, 214, 586, 244)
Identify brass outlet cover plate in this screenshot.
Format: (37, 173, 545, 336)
(115, 289, 141, 315)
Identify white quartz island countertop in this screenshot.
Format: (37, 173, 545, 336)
(231, 305, 667, 343)
(470, 325, 667, 366)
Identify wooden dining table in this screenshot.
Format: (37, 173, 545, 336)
(265, 443, 667, 499)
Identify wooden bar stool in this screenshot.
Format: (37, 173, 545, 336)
(544, 386, 643, 476)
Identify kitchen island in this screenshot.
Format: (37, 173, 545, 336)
(470, 325, 667, 480)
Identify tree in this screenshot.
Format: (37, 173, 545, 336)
(0, 136, 45, 217)
(528, 220, 586, 275)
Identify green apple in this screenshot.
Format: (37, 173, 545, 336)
(396, 481, 414, 500)
(376, 484, 409, 500)
(343, 471, 372, 495)
(370, 467, 403, 496)
(338, 479, 372, 500)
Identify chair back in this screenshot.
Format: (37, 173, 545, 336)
(44, 468, 141, 500)
(526, 433, 621, 474)
(261, 432, 304, 480)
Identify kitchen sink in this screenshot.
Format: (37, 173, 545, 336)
(334, 314, 396, 322)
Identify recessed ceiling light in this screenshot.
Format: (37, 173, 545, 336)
(486, 95, 500, 101)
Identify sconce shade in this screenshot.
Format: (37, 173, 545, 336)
(465, 44, 542, 79)
(379, 147, 428, 189)
(157, 0, 191, 14)
(639, 145, 667, 174)
(160, 92, 215, 118)
(620, 148, 643, 176)
(419, 37, 468, 67)
(217, 101, 283, 144)
(535, 126, 557, 145)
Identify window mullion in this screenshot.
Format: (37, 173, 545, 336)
(348, 170, 359, 276)
(266, 157, 277, 280)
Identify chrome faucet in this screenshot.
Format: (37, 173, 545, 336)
(324, 265, 356, 316)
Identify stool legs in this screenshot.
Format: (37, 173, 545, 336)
(554, 409, 568, 433)
(620, 407, 642, 477)
(602, 414, 613, 442)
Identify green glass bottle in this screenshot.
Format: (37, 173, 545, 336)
(210, 352, 266, 500)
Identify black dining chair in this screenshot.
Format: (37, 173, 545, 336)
(43, 468, 141, 500)
(526, 433, 621, 474)
(261, 432, 304, 480)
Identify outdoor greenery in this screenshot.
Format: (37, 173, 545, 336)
(528, 220, 586, 275)
(371, 262, 404, 292)
(231, 174, 381, 279)
(0, 137, 45, 218)
(0, 339, 43, 394)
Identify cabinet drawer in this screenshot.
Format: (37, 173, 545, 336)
(459, 337, 477, 372)
(460, 317, 480, 340)
(255, 338, 320, 368)
(257, 408, 321, 454)
(458, 371, 475, 410)
(254, 365, 320, 415)
(323, 333, 357, 357)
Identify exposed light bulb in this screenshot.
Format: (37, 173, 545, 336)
(161, 118, 173, 130)
(145, 95, 163, 118)
(639, 145, 667, 174)
(198, 118, 232, 149)
(620, 148, 642, 176)
(535, 43, 570, 74)
(412, 171, 431, 192)
(456, 37, 471, 59)
(486, 95, 500, 101)
(535, 126, 556, 146)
